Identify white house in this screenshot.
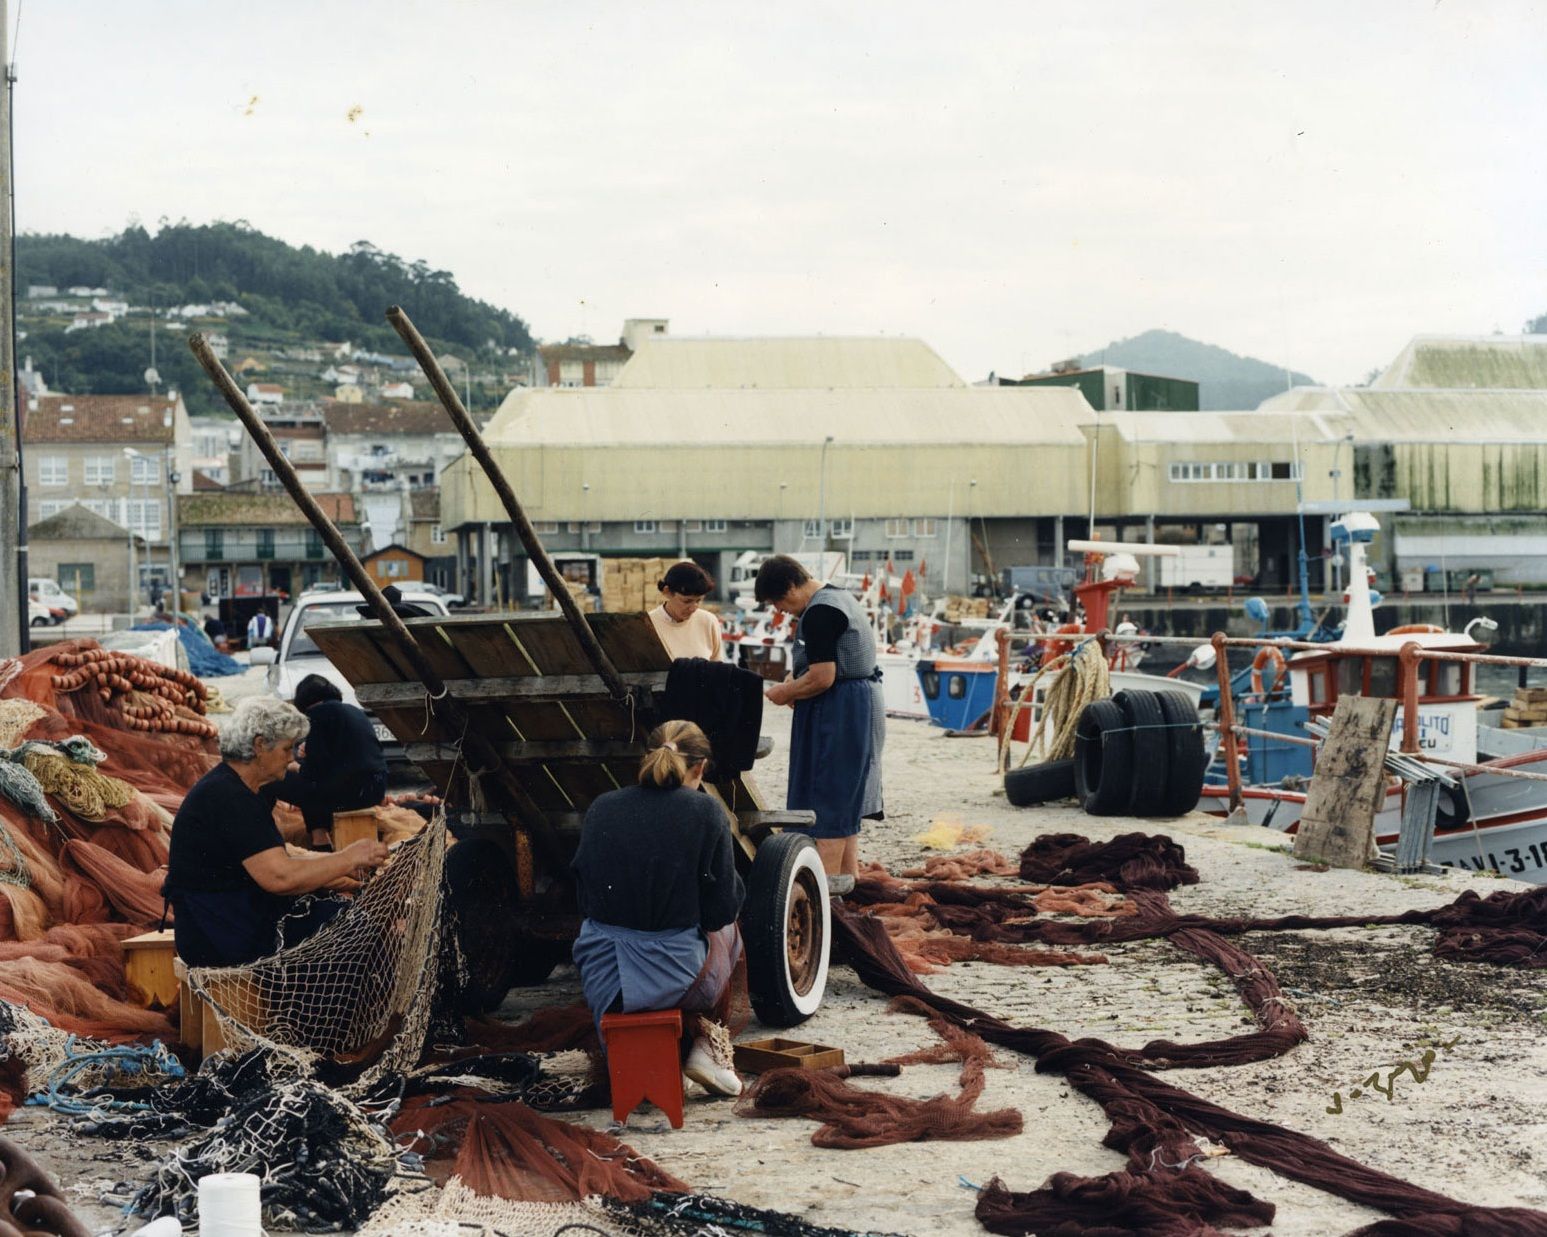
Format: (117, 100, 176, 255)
(246, 382, 285, 405)
(65, 312, 113, 333)
(381, 381, 416, 400)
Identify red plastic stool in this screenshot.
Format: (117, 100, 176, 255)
(600, 1009, 685, 1129)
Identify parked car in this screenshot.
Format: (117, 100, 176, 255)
(28, 598, 56, 627)
(418, 582, 466, 608)
(256, 589, 450, 767)
(28, 578, 78, 618)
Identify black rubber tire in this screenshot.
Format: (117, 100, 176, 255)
(1154, 691, 1208, 816)
(1073, 698, 1134, 815)
(1435, 781, 1471, 829)
(444, 838, 524, 1013)
(1004, 759, 1077, 807)
(743, 832, 831, 1028)
(1114, 690, 1167, 816)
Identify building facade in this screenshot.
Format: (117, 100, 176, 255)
(177, 491, 363, 600)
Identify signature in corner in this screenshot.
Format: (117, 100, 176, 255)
(1325, 1037, 1460, 1115)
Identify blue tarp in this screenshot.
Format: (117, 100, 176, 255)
(129, 622, 245, 678)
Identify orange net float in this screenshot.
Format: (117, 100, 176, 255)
(1249, 646, 1288, 697)
(1040, 623, 1083, 661)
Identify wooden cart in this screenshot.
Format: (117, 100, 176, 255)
(308, 609, 831, 1026)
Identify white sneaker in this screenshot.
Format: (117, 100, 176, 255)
(683, 1020, 742, 1097)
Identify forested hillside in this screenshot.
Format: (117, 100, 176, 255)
(18, 222, 533, 412)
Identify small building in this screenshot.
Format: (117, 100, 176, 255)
(530, 317, 666, 388)
(406, 488, 454, 588)
(178, 490, 363, 600)
(363, 543, 426, 587)
(380, 381, 416, 400)
(246, 382, 284, 405)
(28, 504, 148, 612)
(1008, 364, 1199, 412)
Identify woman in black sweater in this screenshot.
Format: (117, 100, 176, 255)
(571, 720, 746, 1097)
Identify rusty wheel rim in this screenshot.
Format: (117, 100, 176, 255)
(786, 868, 823, 996)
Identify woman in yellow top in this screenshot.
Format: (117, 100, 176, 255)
(648, 562, 724, 662)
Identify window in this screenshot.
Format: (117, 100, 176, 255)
(306, 529, 324, 560)
(37, 457, 67, 487)
(829, 518, 853, 540)
(703, 519, 726, 534)
(129, 455, 160, 485)
(36, 500, 68, 520)
(851, 550, 873, 563)
(893, 550, 915, 562)
(84, 457, 115, 485)
(534, 521, 560, 534)
(125, 500, 162, 539)
(58, 563, 94, 594)
(884, 518, 909, 538)
(379, 558, 409, 578)
(1169, 460, 1301, 483)
(913, 518, 938, 538)
(633, 520, 657, 534)
(431, 523, 446, 545)
(802, 519, 822, 539)
(567, 521, 601, 533)
(681, 519, 703, 533)
(256, 528, 275, 560)
(204, 529, 225, 560)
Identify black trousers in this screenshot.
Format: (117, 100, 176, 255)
(270, 768, 387, 836)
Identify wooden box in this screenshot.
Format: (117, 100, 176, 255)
(733, 1037, 845, 1074)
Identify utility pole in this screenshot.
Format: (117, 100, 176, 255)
(0, 1, 21, 657)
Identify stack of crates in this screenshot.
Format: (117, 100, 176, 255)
(600, 557, 674, 612)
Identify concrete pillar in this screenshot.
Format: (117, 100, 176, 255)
(479, 522, 494, 611)
(455, 529, 469, 599)
(1053, 514, 1065, 571)
(1146, 512, 1157, 593)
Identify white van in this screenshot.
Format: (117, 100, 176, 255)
(28, 578, 78, 618)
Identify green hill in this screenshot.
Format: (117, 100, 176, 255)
(18, 222, 534, 414)
(1080, 329, 1317, 410)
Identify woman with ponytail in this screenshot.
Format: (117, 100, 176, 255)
(571, 720, 747, 1096)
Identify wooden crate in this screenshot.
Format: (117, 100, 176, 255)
(332, 809, 381, 850)
(733, 1036, 845, 1074)
(123, 929, 179, 1010)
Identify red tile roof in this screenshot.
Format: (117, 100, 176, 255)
(321, 399, 449, 436)
(25, 394, 180, 444)
(179, 491, 358, 527)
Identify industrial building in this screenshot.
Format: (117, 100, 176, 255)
(438, 332, 1547, 603)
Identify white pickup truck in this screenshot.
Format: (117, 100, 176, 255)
(253, 588, 449, 762)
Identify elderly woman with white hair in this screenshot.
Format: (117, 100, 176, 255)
(164, 697, 389, 967)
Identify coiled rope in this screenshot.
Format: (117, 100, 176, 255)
(999, 637, 1111, 773)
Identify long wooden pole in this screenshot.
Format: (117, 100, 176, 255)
(186, 333, 568, 870)
(384, 306, 633, 707)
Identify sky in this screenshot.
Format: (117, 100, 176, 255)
(14, 0, 1547, 387)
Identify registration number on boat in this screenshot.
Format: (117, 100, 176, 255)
(1443, 842, 1547, 876)
(372, 722, 394, 744)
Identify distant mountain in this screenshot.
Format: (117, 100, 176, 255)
(1078, 329, 1316, 410)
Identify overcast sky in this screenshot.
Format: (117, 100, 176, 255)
(15, 1, 1546, 387)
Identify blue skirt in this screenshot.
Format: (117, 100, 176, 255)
(787, 676, 885, 839)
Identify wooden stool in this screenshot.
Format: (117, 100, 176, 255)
(122, 929, 179, 1010)
(172, 957, 201, 1054)
(599, 1009, 684, 1129)
(332, 809, 381, 850)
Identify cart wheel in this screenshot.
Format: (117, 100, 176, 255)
(445, 838, 524, 1012)
(743, 832, 830, 1027)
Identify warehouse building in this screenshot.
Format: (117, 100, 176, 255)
(438, 332, 1547, 603)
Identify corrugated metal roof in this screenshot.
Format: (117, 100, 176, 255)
(1259, 386, 1547, 442)
(610, 336, 965, 390)
(1101, 409, 1335, 445)
(1373, 335, 1547, 389)
(483, 385, 1092, 447)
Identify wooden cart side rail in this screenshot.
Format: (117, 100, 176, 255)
(357, 671, 668, 708)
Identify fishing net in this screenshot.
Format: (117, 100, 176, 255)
(899, 848, 1019, 880)
(0, 1133, 93, 1237)
(736, 997, 1022, 1148)
(1019, 830, 1201, 890)
(187, 815, 448, 1085)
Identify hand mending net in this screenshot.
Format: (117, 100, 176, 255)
(186, 815, 448, 1086)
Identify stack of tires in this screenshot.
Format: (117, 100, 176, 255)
(1004, 689, 1208, 818)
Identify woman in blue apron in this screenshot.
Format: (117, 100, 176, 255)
(756, 555, 884, 894)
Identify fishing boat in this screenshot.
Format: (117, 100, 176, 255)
(1198, 511, 1547, 883)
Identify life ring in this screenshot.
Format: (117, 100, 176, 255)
(1250, 647, 1287, 697)
(1389, 624, 1445, 635)
(1041, 623, 1083, 661)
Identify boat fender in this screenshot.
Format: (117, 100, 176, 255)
(1249, 647, 1287, 697)
(1435, 782, 1471, 829)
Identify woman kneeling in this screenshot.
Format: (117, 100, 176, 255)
(571, 720, 745, 1096)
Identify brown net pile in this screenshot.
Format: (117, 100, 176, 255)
(736, 997, 1021, 1148)
(826, 829, 1547, 1236)
(394, 1096, 687, 1202)
(900, 848, 1020, 880)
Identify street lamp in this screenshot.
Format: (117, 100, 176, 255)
(122, 448, 144, 612)
(816, 436, 835, 558)
(1329, 432, 1355, 592)
(580, 482, 591, 551)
